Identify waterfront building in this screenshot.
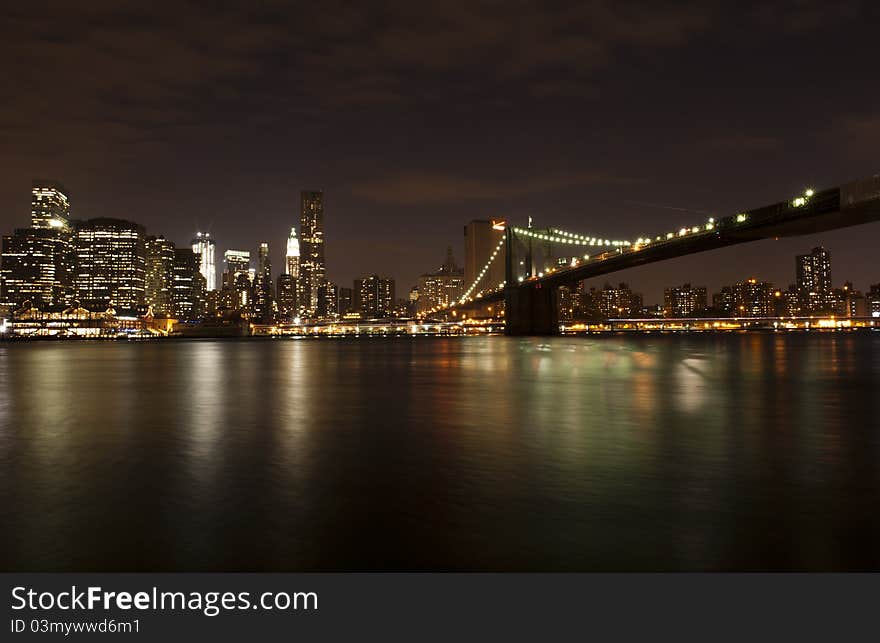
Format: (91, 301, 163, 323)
(299, 191, 325, 316)
(337, 286, 353, 317)
(867, 284, 880, 317)
(712, 286, 734, 316)
(354, 274, 395, 318)
(219, 249, 252, 315)
(145, 235, 175, 317)
(318, 280, 338, 319)
(733, 279, 773, 317)
(253, 242, 274, 323)
(1, 227, 73, 310)
(0, 181, 75, 310)
(663, 283, 707, 317)
(171, 248, 205, 320)
(596, 282, 642, 318)
(417, 247, 464, 314)
(74, 218, 146, 311)
(796, 246, 832, 312)
(775, 285, 801, 317)
(191, 232, 216, 291)
(276, 273, 295, 321)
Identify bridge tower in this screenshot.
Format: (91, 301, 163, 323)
(504, 226, 559, 335)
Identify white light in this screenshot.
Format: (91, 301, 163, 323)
(48, 218, 64, 228)
(805, 188, 814, 197)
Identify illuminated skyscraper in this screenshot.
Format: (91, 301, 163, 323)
(317, 280, 338, 319)
(276, 273, 295, 321)
(796, 246, 832, 312)
(220, 250, 252, 315)
(418, 247, 464, 314)
(286, 227, 300, 278)
(172, 248, 205, 320)
(253, 242, 273, 323)
(191, 232, 216, 291)
(31, 181, 70, 229)
(74, 218, 146, 311)
(145, 235, 175, 316)
(299, 191, 325, 316)
(1, 181, 74, 310)
(354, 275, 394, 318)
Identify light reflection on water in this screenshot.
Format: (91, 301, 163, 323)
(1, 334, 879, 571)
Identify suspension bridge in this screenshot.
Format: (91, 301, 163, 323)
(432, 174, 880, 335)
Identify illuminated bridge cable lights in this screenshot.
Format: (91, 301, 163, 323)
(458, 236, 506, 304)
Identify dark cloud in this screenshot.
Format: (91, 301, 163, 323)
(0, 1, 878, 299)
(351, 169, 635, 205)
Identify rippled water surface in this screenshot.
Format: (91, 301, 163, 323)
(1, 334, 879, 570)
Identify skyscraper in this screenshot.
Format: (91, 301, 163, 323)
(354, 275, 395, 318)
(1, 181, 74, 311)
(171, 248, 205, 320)
(253, 242, 274, 323)
(276, 273, 295, 321)
(31, 181, 70, 229)
(337, 287, 353, 316)
(145, 235, 175, 316)
(317, 280, 338, 319)
(299, 191, 325, 317)
(220, 250, 252, 316)
(1, 228, 73, 310)
(191, 232, 216, 291)
(74, 218, 146, 311)
(286, 227, 300, 278)
(796, 246, 832, 312)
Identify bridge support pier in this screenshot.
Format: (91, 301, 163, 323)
(504, 284, 559, 335)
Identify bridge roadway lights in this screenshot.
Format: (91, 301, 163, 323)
(504, 283, 559, 336)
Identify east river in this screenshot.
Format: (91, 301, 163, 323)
(1, 333, 879, 570)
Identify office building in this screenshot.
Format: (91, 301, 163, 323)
(1, 181, 75, 310)
(596, 282, 642, 318)
(276, 273, 295, 321)
(253, 242, 273, 323)
(31, 181, 70, 230)
(796, 246, 832, 312)
(299, 191, 325, 316)
(172, 248, 205, 320)
(337, 287, 353, 316)
(191, 232, 216, 291)
(1, 228, 73, 310)
(145, 235, 175, 316)
(733, 279, 773, 317)
(74, 218, 146, 311)
(354, 275, 395, 318)
(417, 247, 464, 314)
(318, 280, 338, 319)
(286, 227, 300, 278)
(663, 283, 707, 317)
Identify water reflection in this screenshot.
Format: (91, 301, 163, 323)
(1, 333, 879, 571)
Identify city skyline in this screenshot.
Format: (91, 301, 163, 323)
(4, 178, 880, 308)
(2, 3, 879, 301)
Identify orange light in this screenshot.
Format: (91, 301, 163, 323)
(491, 220, 507, 231)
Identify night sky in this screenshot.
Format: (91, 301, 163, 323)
(2, 1, 878, 303)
